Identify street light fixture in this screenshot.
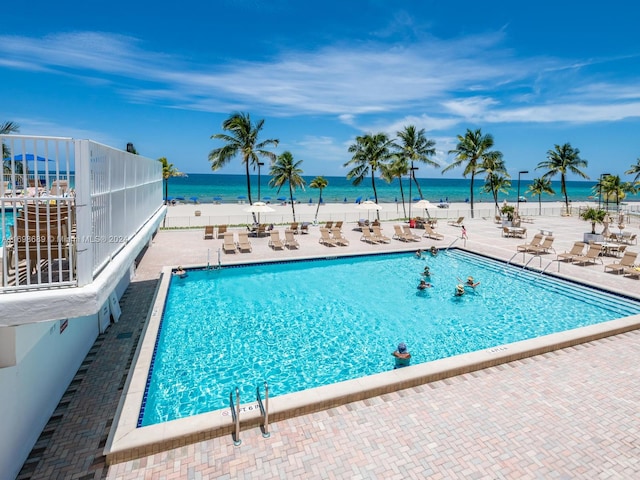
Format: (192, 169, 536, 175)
(598, 173, 610, 211)
(516, 170, 528, 213)
(257, 162, 265, 201)
(408, 163, 418, 220)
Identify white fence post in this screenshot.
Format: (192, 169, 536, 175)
(74, 140, 93, 286)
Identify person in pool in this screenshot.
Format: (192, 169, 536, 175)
(422, 265, 431, 278)
(466, 276, 480, 288)
(429, 246, 438, 257)
(392, 342, 411, 369)
(174, 266, 187, 278)
(415, 249, 424, 259)
(417, 279, 432, 290)
(454, 284, 465, 296)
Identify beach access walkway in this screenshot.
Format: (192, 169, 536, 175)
(17, 213, 640, 479)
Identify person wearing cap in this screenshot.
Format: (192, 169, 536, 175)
(392, 342, 411, 369)
(454, 284, 465, 296)
(465, 276, 480, 288)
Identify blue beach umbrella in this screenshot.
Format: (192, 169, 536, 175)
(262, 196, 271, 201)
(309, 198, 313, 204)
(343, 197, 347, 203)
(213, 196, 223, 201)
(175, 196, 185, 201)
(355, 196, 362, 204)
(190, 196, 198, 203)
(277, 196, 287, 201)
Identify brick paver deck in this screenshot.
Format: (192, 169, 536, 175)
(17, 215, 640, 479)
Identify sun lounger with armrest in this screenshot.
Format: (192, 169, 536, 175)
(330, 227, 350, 246)
(222, 232, 237, 254)
(268, 230, 285, 250)
(556, 241, 585, 262)
(284, 229, 300, 249)
(516, 233, 543, 253)
(402, 225, 421, 242)
(423, 224, 444, 240)
(371, 225, 391, 243)
(604, 251, 637, 274)
(319, 227, 338, 247)
(360, 225, 380, 244)
(571, 243, 603, 265)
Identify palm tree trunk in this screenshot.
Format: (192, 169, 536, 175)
(314, 188, 322, 223)
(371, 172, 380, 220)
(399, 179, 406, 217)
(538, 196, 542, 216)
(469, 172, 476, 219)
(245, 156, 257, 223)
(561, 176, 569, 215)
(289, 183, 296, 221)
(412, 172, 424, 199)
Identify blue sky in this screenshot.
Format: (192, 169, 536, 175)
(2, 0, 639, 180)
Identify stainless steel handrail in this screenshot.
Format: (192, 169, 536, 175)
(256, 381, 270, 438)
(229, 387, 241, 446)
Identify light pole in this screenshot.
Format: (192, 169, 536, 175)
(517, 170, 528, 214)
(408, 163, 418, 220)
(598, 173, 610, 211)
(257, 162, 265, 202)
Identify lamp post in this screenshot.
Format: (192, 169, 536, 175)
(257, 162, 265, 202)
(408, 163, 418, 220)
(517, 170, 528, 213)
(598, 173, 610, 211)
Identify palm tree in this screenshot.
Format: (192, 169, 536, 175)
(598, 174, 637, 210)
(536, 143, 589, 216)
(2, 121, 20, 173)
(624, 157, 640, 183)
(477, 153, 508, 214)
(344, 133, 394, 218)
(380, 156, 409, 218)
(443, 128, 501, 219)
(158, 157, 181, 205)
(269, 151, 305, 222)
(209, 112, 279, 211)
(309, 176, 328, 224)
(526, 177, 555, 215)
(481, 173, 511, 214)
(394, 125, 439, 199)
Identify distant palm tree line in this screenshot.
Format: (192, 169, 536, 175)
(3, 117, 639, 217)
(206, 113, 640, 219)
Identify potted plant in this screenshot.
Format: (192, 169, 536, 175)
(580, 207, 606, 243)
(500, 205, 515, 227)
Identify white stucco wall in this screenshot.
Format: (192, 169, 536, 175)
(0, 314, 98, 479)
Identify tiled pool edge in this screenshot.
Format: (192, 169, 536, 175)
(104, 262, 640, 465)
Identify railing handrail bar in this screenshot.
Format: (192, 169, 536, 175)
(256, 381, 270, 438)
(229, 387, 241, 446)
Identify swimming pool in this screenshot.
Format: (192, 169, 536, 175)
(0, 211, 14, 247)
(139, 250, 640, 427)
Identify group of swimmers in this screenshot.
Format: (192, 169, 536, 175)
(414, 249, 480, 296)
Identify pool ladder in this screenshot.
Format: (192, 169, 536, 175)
(228, 381, 270, 446)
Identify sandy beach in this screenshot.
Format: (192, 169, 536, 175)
(163, 199, 631, 228)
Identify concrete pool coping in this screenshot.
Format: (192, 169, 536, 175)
(104, 251, 640, 465)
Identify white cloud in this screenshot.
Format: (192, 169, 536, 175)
(1, 30, 639, 129)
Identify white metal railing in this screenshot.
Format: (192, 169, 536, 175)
(1, 135, 163, 292)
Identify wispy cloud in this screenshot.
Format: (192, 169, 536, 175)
(1, 30, 639, 129)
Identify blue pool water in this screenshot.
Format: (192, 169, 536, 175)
(0, 211, 14, 247)
(140, 250, 640, 426)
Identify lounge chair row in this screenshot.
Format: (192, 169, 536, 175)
(222, 231, 253, 254)
(268, 229, 300, 250)
(516, 234, 555, 254)
(319, 227, 350, 247)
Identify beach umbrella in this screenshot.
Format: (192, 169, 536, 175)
(175, 196, 185, 201)
(355, 196, 362, 204)
(244, 201, 275, 213)
(245, 201, 275, 223)
(277, 196, 287, 202)
(262, 196, 271, 201)
(413, 199, 432, 219)
(190, 196, 198, 203)
(356, 200, 382, 220)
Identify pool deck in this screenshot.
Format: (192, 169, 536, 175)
(18, 214, 640, 479)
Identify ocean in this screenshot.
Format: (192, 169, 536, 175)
(165, 174, 639, 205)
